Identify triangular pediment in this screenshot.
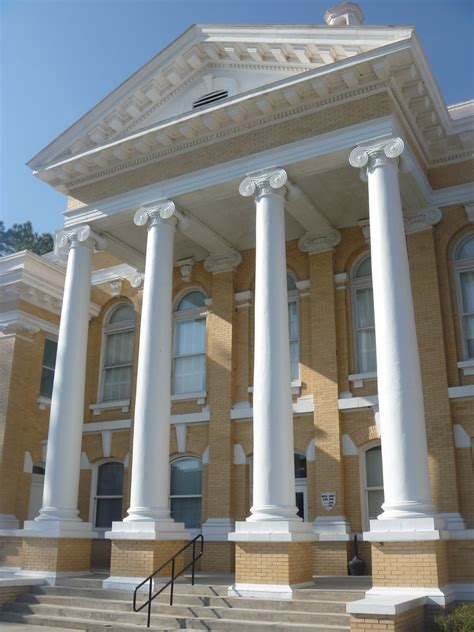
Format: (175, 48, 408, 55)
(29, 23, 414, 172)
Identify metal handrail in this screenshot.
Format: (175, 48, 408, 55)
(132, 534, 204, 628)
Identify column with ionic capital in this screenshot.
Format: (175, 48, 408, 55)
(230, 169, 315, 545)
(24, 225, 105, 537)
(107, 201, 188, 542)
(349, 138, 437, 534)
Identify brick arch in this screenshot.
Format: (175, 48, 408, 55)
(350, 424, 379, 448)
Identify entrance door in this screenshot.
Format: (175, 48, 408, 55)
(295, 479, 308, 520)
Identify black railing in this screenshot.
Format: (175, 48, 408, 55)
(133, 534, 204, 628)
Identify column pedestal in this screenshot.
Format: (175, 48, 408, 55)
(19, 537, 91, 581)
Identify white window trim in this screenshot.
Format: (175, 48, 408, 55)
(169, 456, 203, 530)
(351, 253, 376, 376)
(90, 458, 124, 534)
(172, 290, 209, 397)
(453, 237, 474, 363)
(288, 287, 300, 383)
(359, 440, 383, 532)
(94, 302, 135, 409)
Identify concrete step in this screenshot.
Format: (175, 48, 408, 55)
(20, 592, 349, 613)
(3, 601, 350, 627)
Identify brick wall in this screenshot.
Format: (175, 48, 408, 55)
(235, 542, 313, 585)
(350, 606, 425, 631)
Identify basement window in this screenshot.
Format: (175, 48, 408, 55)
(192, 90, 228, 109)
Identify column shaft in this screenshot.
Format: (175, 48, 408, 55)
(126, 214, 176, 522)
(351, 138, 433, 522)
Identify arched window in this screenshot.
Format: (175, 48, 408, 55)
(351, 255, 376, 373)
(454, 235, 474, 358)
(101, 303, 135, 402)
(170, 457, 202, 529)
(361, 444, 384, 529)
(93, 461, 124, 530)
(172, 291, 207, 396)
(287, 273, 300, 381)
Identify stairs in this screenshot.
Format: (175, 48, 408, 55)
(0, 575, 369, 631)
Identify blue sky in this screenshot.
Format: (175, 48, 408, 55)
(1, 0, 473, 234)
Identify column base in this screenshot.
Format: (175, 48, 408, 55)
(229, 519, 317, 542)
(105, 519, 189, 540)
(364, 516, 446, 541)
(312, 515, 351, 541)
(0, 515, 19, 530)
(105, 539, 189, 591)
(22, 519, 94, 539)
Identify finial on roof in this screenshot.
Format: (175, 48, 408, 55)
(324, 2, 365, 26)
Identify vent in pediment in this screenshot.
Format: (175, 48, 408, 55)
(192, 90, 229, 109)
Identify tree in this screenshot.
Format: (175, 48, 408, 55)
(0, 221, 54, 257)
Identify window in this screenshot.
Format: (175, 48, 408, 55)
(288, 273, 300, 381)
(39, 338, 57, 398)
(454, 235, 474, 358)
(173, 291, 207, 395)
(94, 461, 124, 529)
(294, 452, 308, 520)
(101, 303, 135, 402)
(352, 255, 376, 373)
(362, 444, 384, 528)
(170, 457, 202, 529)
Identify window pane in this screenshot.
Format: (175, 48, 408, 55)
(288, 301, 298, 339)
(366, 446, 383, 488)
(40, 367, 55, 398)
(97, 462, 124, 496)
(171, 459, 202, 495)
(287, 274, 297, 291)
(109, 304, 134, 324)
(290, 340, 299, 381)
(105, 331, 133, 366)
(356, 287, 375, 328)
(465, 315, 474, 358)
(357, 329, 376, 373)
(170, 497, 201, 529)
(95, 498, 123, 528)
(174, 319, 205, 356)
(173, 355, 205, 394)
(177, 291, 206, 311)
(355, 256, 372, 278)
(103, 366, 132, 401)
(294, 453, 307, 479)
(367, 490, 384, 520)
(42, 339, 57, 369)
(461, 271, 474, 314)
(457, 237, 474, 260)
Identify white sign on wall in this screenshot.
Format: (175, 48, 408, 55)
(321, 492, 336, 512)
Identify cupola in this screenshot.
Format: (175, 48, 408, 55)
(324, 2, 365, 26)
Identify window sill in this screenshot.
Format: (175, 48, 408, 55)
(36, 395, 51, 410)
(247, 380, 302, 396)
(89, 400, 131, 415)
(171, 392, 207, 404)
(457, 360, 474, 376)
(348, 372, 377, 389)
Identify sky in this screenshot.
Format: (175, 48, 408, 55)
(1, 0, 473, 235)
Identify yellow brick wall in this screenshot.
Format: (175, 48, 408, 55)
(110, 539, 185, 578)
(447, 540, 474, 583)
(21, 537, 91, 572)
(371, 541, 448, 588)
(429, 159, 474, 189)
(350, 607, 425, 632)
(313, 542, 348, 576)
(235, 542, 313, 585)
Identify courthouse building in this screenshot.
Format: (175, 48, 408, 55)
(0, 2, 473, 628)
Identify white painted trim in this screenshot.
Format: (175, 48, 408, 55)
(338, 395, 379, 411)
(83, 419, 131, 433)
(448, 385, 474, 400)
(171, 391, 206, 402)
(89, 400, 131, 415)
(233, 443, 246, 465)
(91, 263, 139, 285)
(23, 452, 33, 474)
(457, 359, 474, 376)
(349, 372, 377, 389)
(0, 310, 59, 336)
(342, 434, 358, 456)
(453, 424, 472, 448)
(36, 395, 51, 410)
(228, 581, 314, 600)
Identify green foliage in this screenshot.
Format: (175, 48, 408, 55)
(435, 603, 474, 632)
(0, 221, 54, 256)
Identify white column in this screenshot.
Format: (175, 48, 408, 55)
(230, 168, 314, 541)
(24, 225, 104, 537)
(108, 201, 187, 539)
(349, 138, 438, 534)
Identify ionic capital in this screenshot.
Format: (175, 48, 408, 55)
(134, 200, 184, 229)
(298, 228, 341, 254)
(57, 225, 107, 253)
(404, 207, 442, 234)
(349, 136, 404, 172)
(204, 251, 242, 274)
(239, 167, 288, 200)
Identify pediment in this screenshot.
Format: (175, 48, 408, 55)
(28, 23, 414, 172)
